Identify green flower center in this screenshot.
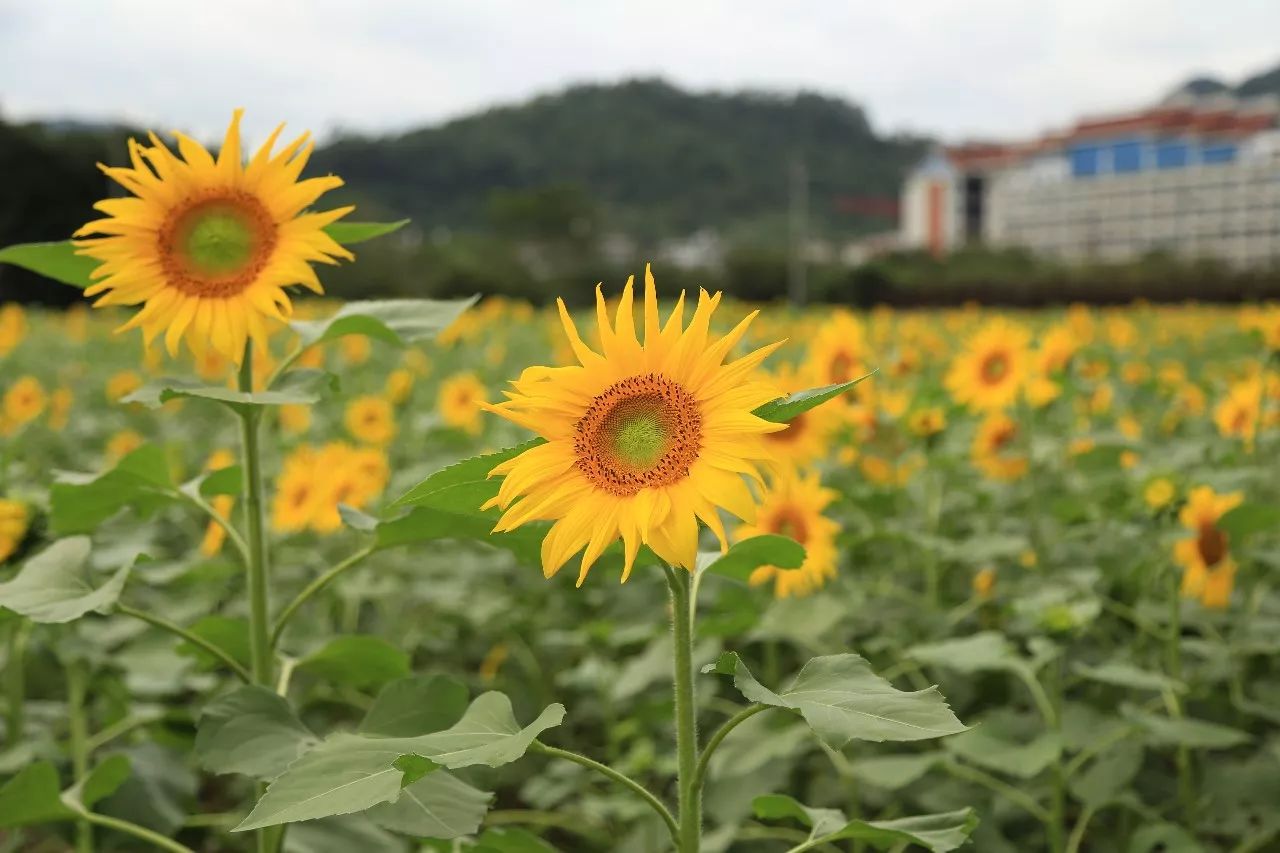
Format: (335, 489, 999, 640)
(611, 411, 667, 468)
(181, 206, 258, 275)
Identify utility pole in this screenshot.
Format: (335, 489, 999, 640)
(788, 154, 809, 305)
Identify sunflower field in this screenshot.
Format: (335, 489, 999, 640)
(2, 114, 1280, 853)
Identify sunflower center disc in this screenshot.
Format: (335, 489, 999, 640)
(980, 352, 1009, 384)
(159, 192, 278, 298)
(1196, 524, 1228, 567)
(770, 507, 809, 545)
(575, 373, 703, 496)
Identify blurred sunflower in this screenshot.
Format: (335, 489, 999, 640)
(483, 268, 784, 584)
(906, 406, 946, 439)
(737, 466, 840, 598)
(385, 369, 415, 405)
(804, 311, 871, 392)
(0, 303, 27, 356)
(106, 429, 144, 461)
(971, 412, 1028, 481)
(199, 449, 237, 557)
(345, 395, 397, 445)
(105, 370, 142, 403)
(438, 373, 489, 436)
(1143, 477, 1177, 511)
(761, 363, 838, 466)
(272, 443, 388, 534)
(1213, 377, 1262, 448)
(74, 109, 354, 362)
(3, 376, 46, 430)
(945, 318, 1030, 411)
(0, 499, 29, 563)
(1174, 486, 1243, 610)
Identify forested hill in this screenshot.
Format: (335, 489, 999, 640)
(309, 79, 927, 239)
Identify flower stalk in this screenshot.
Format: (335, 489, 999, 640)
(666, 565, 701, 852)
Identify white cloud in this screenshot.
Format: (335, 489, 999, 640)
(1, 0, 1276, 145)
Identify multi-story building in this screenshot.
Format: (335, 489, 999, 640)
(900, 94, 1280, 267)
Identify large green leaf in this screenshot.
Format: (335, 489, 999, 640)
(365, 771, 492, 839)
(0, 241, 97, 288)
(235, 693, 561, 832)
(195, 686, 318, 780)
(291, 297, 478, 349)
(753, 375, 874, 423)
(374, 506, 546, 565)
(0, 762, 74, 827)
(122, 369, 337, 410)
(696, 535, 805, 582)
(49, 445, 175, 534)
(0, 538, 131, 623)
(176, 616, 253, 671)
(390, 441, 540, 510)
(297, 636, 411, 690)
(1217, 503, 1280, 540)
(1073, 661, 1185, 694)
(324, 220, 410, 246)
(1069, 740, 1143, 808)
(1123, 707, 1251, 750)
(705, 652, 967, 746)
(854, 752, 945, 791)
(945, 727, 1061, 779)
(359, 675, 470, 737)
(753, 795, 978, 852)
(908, 631, 1041, 681)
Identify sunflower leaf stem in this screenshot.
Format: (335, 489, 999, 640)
(5, 620, 29, 747)
(116, 603, 251, 683)
(74, 811, 198, 853)
(529, 742, 678, 843)
(270, 545, 376, 651)
(666, 564, 702, 853)
(691, 704, 771, 797)
(174, 488, 251, 566)
(237, 345, 277, 853)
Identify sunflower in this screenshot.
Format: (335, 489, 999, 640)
(277, 404, 312, 436)
(3, 376, 46, 430)
(483, 268, 784, 584)
(438, 373, 489, 436)
(1035, 324, 1078, 376)
(385, 369, 415, 405)
(971, 412, 1028, 481)
(0, 499, 29, 563)
(106, 429, 144, 461)
(804, 311, 871, 396)
(199, 449, 237, 557)
(106, 370, 142, 403)
(345, 395, 397, 445)
(738, 466, 840, 598)
(0, 304, 27, 357)
(1213, 378, 1262, 447)
(271, 443, 389, 534)
(1143, 477, 1176, 511)
(74, 109, 354, 362)
(906, 406, 946, 439)
(1174, 486, 1243, 609)
(945, 318, 1030, 411)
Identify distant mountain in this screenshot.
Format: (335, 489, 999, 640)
(1166, 60, 1280, 101)
(310, 79, 926, 241)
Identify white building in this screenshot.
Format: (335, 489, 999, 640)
(900, 95, 1280, 268)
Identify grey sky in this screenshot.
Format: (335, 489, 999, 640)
(2, 0, 1277, 147)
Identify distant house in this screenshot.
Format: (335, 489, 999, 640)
(900, 94, 1280, 268)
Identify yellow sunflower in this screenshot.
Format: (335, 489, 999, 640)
(1213, 378, 1262, 448)
(804, 311, 871, 396)
(971, 412, 1028, 481)
(738, 466, 840, 598)
(438, 373, 489, 436)
(74, 109, 354, 362)
(199, 449, 237, 557)
(761, 363, 838, 466)
(3, 376, 46, 429)
(1143, 477, 1176, 511)
(0, 304, 27, 357)
(945, 318, 1030, 411)
(483, 268, 784, 584)
(0, 499, 30, 563)
(345, 395, 397, 445)
(1174, 486, 1243, 609)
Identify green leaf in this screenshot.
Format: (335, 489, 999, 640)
(1073, 661, 1185, 693)
(753, 795, 978, 852)
(184, 465, 242, 500)
(365, 771, 492, 839)
(0, 241, 97, 289)
(234, 734, 441, 831)
(1069, 740, 1143, 808)
(854, 753, 944, 791)
(390, 441, 540, 510)
(374, 506, 546, 565)
(753, 375, 874, 423)
(195, 686, 317, 780)
(397, 692, 565, 769)
(1123, 707, 1251, 749)
(1218, 503, 1280, 540)
(1129, 822, 1204, 853)
(50, 445, 176, 534)
(339, 504, 380, 533)
(0, 762, 74, 827)
(176, 616, 253, 671)
(0, 538, 131, 623)
(705, 652, 967, 746)
(291, 297, 478, 349)
(298, 636, 411, 690)
(697, 535, 805, 582)
(359, 675, 470, 737)
(61, 755, 132, 811)
(236, 694, 561, 831)
(945, 728, 1061, 779)
(122, 369, 337, 410)
(908, 631, 1037, 677)
(324, 220, 410, 246)
(471, 828, 562, 852)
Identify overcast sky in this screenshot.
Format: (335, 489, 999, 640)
(2, 0, 1278, 147)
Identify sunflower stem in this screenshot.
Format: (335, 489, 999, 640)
(67, 661, 93, 853)
(5, 620, 29, 747)
(237, 345, 276, 853)
(665, 565, 701, 853)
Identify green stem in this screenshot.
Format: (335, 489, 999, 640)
(67, 663, 93, 853)
(270, 545, 375, 651)
(238, 346, 276, 853)
(78, 811, 197, 853)
(1064, 804, 1096, 853)
(691, 704, 771, 796)
(1165, 568, 1195, 819)
(5, 620, 29, 743)
(530, 742, 678, 844)
(176, 488, 250, 565)
(117, 604, 251, 683)
(1048, 656, 1067, 853)
(942, 759, 1050, 822)
(665, 565, 701, 853)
